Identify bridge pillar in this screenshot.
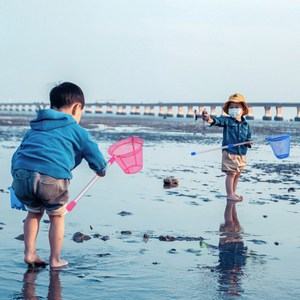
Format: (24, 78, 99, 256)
(95, 105, 103, 114)
(106, 105, 113, 114)
(274, 106, 283, 121)
(210, 106, 217, 117)
(144, 106, 150, 115)
(116, 105, 122, 115)
(263, 106, 272, 121)
(149, 106, 155, 116)
(85, 105, 92, 114)
(166, 106, 173, 117)
(130, 105, 140, 115)
(246, 106, 254, 120)
(198, 106, 205, 115)
(295, 107, 300, 121)
(116, 105, 126, 115)
(177, 106, 184, 118)
(186, 106, 194, 118)
(158, 106, 165, 117)
(144, 106, 155, 116)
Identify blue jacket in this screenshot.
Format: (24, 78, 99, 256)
(210, 115, 252, 155)
(11, 109, 107, 179)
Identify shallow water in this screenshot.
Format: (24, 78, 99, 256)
(0, 121, 300, 299)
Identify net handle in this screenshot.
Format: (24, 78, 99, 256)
(65, 136, 143, 214)
(191, 135, 290, 156)
(191, 140, 254, 156)
(65, 156, 114, 214)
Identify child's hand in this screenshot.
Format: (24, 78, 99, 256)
(202, 110, 212, 123)
(97, 171, 106, 177)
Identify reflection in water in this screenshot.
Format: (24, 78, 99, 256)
(20, 267, 62, 300)
(217, 200, 247, 297)
(48, 270, 62, 300)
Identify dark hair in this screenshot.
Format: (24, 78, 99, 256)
(50, 82, 85, 109)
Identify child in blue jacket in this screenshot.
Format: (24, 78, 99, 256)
(11, 82, 107, 268)
(202, 93, 252, 202)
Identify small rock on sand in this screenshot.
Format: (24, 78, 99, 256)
(118, 211, 132, 217)
(163, 177, 179, 189)
(72, 232, 91, 243)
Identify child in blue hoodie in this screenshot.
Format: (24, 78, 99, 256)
(11, 82, 107, 268)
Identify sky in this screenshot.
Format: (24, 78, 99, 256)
(1, 0, 300, 103)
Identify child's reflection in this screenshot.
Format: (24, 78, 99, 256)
(21, 267, 62, 300)
(217, 200, 247, 297)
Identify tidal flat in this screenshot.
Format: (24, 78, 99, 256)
(0, 113, 299, 299)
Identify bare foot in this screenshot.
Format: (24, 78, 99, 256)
(50, 258, 69, 269)
(235, 194, 243, 201)
(226, 194, 243, 202)
(24, 254, 47, 268)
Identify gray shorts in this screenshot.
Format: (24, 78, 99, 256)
(12, 169, 69, 216)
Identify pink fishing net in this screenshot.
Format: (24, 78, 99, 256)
(108, 136, 144, 174)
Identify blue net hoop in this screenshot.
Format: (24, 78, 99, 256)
(265, 135, 290, 159)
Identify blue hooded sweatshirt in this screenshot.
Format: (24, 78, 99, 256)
(11, 109, 107, 179)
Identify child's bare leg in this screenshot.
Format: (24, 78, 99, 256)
(49, 214, 68, 268)
(233, 172, 243, 200)
(225, 173, 241, 201)
(24, 211, 46, 265)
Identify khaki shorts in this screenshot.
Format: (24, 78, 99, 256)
(12, 169, 69, 216)
(221, 151, 247, 174)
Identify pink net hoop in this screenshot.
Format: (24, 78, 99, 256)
(108, 136, 144, 174)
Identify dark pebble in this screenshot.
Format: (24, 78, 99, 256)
(97, 253, 111, 257)
(101, 235, 110, 241)
(90, 225, 93, 230)
(72, 232, 91, 243)
(274, 241, 279, 246)
(288, 187, 296, 193)
(43, 219, 50, 224)
(83, 235, 91, 241)
(152, 262, 160, 265)
(248, 239, 267, 245)
(159, 235, 176, 242)
(118, 211, 132, 217)
(263, 215, 268, 218)
(168, 248, 177, 254)
(143, 233, 150, 241)
(121, 230, 132, 235)
(15, 234, 24, 241)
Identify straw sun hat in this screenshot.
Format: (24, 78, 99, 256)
(223, 93, 249, 116)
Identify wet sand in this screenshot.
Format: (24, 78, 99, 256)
(0, 112, 300, 299)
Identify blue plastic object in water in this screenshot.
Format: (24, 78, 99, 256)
(8, 187, 26, 211)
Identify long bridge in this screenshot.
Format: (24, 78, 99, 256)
(1, 102, 300, 121)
